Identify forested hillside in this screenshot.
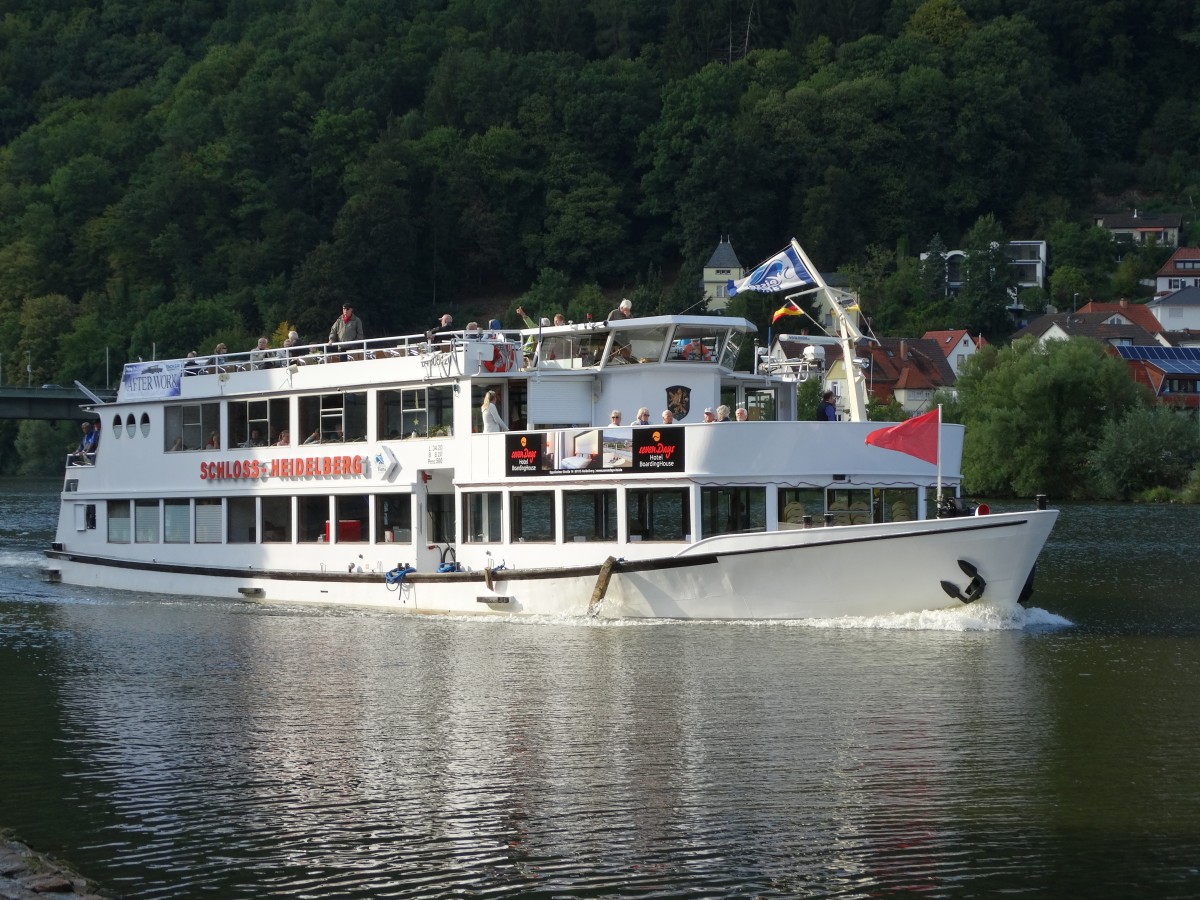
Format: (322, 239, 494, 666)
(0, 0, 1197, 392)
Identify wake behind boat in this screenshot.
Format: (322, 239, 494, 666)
(45, 243, 1057, 619)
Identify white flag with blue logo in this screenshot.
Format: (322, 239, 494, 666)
(727, 239, 818, 296)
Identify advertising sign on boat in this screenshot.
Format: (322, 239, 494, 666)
(506, 427, 685, 476)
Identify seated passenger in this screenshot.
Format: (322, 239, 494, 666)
(635, 407, 651, 425)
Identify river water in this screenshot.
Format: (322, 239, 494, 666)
(1, 478, 1198, 898)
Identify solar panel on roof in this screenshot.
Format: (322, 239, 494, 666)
(1117, 344, 1200, 375)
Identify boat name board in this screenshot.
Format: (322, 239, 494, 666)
(199, 455, 369, 482)
(122, 360, 184, 399)
(506, 427, 686, 476)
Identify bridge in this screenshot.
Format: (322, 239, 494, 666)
(0, 386, 118, 422)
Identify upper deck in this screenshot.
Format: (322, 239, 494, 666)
(115, 315, 758, 406)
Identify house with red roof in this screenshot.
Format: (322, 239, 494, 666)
(921, 329, 986, 377)
(854, 338, 957, 414)
(1076, 299, 1163, 334)
(1154, 247, 1200, 295)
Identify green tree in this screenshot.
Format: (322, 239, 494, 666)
(959, 337, 1147, 498)
(1088, 405, 1200, 499)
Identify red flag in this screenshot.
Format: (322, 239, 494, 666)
(864, 409, 939, 464)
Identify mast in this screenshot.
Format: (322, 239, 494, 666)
(785, 240, 868, 423)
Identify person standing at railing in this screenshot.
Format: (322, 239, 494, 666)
(70, 421, 99, 465)
(328, 303, 364, 344)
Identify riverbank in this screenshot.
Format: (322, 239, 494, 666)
(0, 834, 105, 900)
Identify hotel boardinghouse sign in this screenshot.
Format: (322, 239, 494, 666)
(506, 427, 685, 476)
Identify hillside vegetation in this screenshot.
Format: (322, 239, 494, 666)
(0, 1, 1197, 410)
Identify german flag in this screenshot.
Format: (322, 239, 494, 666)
(771, 299, 803, 325)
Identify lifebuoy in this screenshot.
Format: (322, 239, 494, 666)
(482, 344, 515, 373)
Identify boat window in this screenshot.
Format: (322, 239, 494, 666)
(669, 326, 722, 363)
(164, 402, 219, 452)
(511, 491, 555, 543)
(134, 500, 160, 542)
(164, 500, 191, 543)
(107, 500, 131, 543)
(262, 496, 292, 543)
(746, 389, 777, 422)
(878, 488, 917, 522)
(778, 488, 825, 528)
(607, 325, 670, 365)
(537, 330, 603, 369)
(195, 498, 223, 543)
(378, 385, 453, 439)
(564, 490, 617, 542)
(227, 497, 256, 543)
(112, 414, 122, 438)
(627, 488, 690, 542)
(828, 488, 872, 526)
(298, 392, 367, 444)
(228, 398, 288, 448)
(140, 412, 151, 437)
(700, 486, 765, 537)
(720, 330, 742, 369)
(376, 494, 411, 544)
(298, 495, 330, 542)
(125, 414, 136, 438)
(333, 495, 368, 542)
(462, 492, 503, 543)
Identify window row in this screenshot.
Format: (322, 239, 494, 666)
(160, 386, 455, 452)
(97, 487, 928, 548)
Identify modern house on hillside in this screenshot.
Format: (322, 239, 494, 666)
(701, 237, 744, 314)
(920, 241, 1046, 295)
(1154, 247, 1200, 295)
(1093, 210, 1182, 249)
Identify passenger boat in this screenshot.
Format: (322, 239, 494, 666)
(45, 252, 1057, 619)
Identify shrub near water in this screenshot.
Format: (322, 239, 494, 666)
(1089, 405, 1200, 500)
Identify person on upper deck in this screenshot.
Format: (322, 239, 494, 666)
(328, 303, 364, 344)
(661, 409, 674, 424)
(817, 391, 837, 421)
(481, 391, 507, 432)
(702, 407, 716, 423)
(735, 406, 748, 422)
(716, 404, 731, 423)
(635, 408, 650, 425)
(434, 313, 454, 335)
(609, 410, 622, 426)
(249, 337, 274, 368)
(607, 298, 632, 321)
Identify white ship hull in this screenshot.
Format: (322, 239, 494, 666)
(47, 509, 1056, 619)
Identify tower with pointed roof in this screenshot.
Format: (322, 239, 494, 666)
(701, 236, 744, 313)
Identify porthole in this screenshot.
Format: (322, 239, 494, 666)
(125, 414, 136, 438)
(112, 414, 122, 438)
(140, 412, 151, 437)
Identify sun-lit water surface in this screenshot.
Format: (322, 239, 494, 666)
(2, 480, 1199, 898)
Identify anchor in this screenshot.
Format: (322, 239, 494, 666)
(940, 559, 987, 604)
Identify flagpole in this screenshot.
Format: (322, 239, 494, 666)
(936, 403, 943, 505)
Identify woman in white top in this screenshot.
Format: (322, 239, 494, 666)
(481, 390, 507, 432)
